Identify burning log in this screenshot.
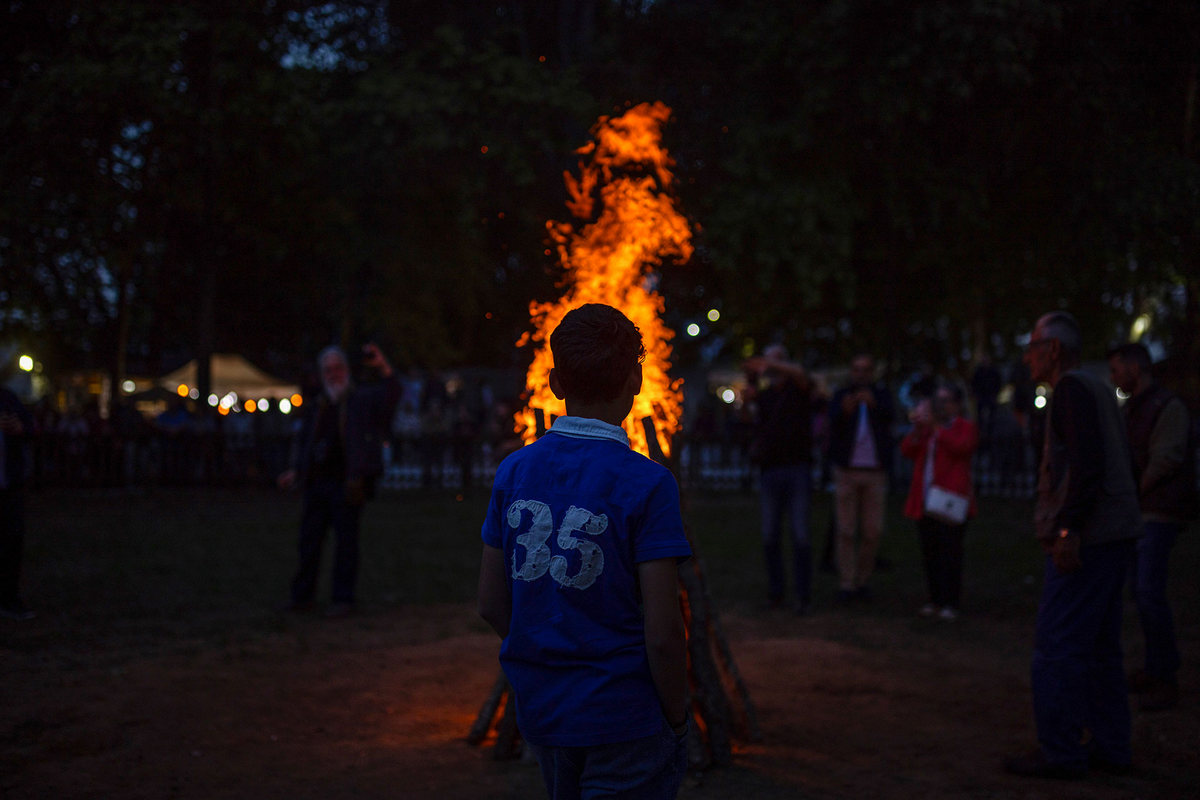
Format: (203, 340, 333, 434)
(470, 102, 758, 771)
(466, 672, 522, 760)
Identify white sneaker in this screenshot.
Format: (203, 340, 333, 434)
(938, 607, 959, 621)
(918, 603, 937, 617)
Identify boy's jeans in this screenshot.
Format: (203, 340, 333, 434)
(528, 717, 688, 799)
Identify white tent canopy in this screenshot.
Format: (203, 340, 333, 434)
(158, 353, 299, 401)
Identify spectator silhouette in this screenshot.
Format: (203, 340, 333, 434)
(900, 383, 979, 621)
(828, 354, 895, 602)
(278, 343, 400, 617)
(1108, 342, 1197, 712)
(1005, 311, 1140, 780)
(971, 354, 1002, 446)
(743, 344, 817, 614)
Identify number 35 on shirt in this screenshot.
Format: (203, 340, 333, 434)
(507, 499, 608, 590)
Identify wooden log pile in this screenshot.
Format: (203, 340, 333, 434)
(468, 548, 761, 769)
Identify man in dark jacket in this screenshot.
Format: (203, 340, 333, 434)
(1, 383, 36, 620)
(1006, 312, 1141, 780)
(744, 345, 816, 614)
(828, 354, 895, 601)
(279, 343, 400, 617)
(1108, 342, 1196, 712)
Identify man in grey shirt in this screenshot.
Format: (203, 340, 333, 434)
(1006, 311, 1140, 780)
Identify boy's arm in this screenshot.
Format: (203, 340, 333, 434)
(476, 544, 511, 638)
(638, 557, 689, 732)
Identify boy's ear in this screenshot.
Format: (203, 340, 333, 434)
(628, 363, 643, 397)
(549, 367, 566, 400)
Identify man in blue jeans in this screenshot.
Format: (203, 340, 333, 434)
(744, 345, 816, 614)
(1108, 342, 1197, 712)
(1006, 311, 1141, 780)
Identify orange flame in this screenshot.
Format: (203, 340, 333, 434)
(515, 102, 693, 457)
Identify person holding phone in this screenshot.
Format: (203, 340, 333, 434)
(278, 343, 400, 617)
(828, 354, 895, 602)
(900, 384, 978, 621)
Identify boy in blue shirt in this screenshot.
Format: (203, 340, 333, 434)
(478, 303, 692, 799)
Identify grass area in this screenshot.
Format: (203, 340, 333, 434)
(11, 484, 1199, 664)
(686, 490, 1048, 617)
(14, 487, 497, 659)
(8, 485, 1197, 800)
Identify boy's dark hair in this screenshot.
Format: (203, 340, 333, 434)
(1107, 341, 1152, 372)
(550, 304, 646, 404)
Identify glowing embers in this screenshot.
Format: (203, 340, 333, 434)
(516, 102, 692, 457)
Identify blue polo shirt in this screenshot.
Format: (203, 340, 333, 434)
(481, 416, 692, 747)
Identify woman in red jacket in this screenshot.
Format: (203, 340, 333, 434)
(901, 383, 979, 621)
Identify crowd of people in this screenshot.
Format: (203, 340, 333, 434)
(2, 306, 1196, 795)
(737, 345, 1033, 620)
(7, 367, 525, 492)
(735, 312, 1195, 785)
(11, 350, 1049, 501)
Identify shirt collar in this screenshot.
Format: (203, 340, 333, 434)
(548, 416, 630, 448)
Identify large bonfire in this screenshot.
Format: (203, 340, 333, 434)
(514, 101, 692, 457)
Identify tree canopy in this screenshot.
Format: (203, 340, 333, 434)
(3, 0, 1196, 397)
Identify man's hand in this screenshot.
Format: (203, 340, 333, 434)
(842, 387, 874, 414)
(1051, 532, 1081, 573)
(361, 342, 393, 377)
(277, 469, 297, 490)
(908, 399, 933, 427)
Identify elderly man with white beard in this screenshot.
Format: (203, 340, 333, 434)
(278, 343, 400, 617)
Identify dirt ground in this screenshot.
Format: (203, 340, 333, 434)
(4, 598, 1197, 800)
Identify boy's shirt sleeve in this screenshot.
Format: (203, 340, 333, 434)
(632, 471, 692, 564)
(481, 481, 506, 549)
